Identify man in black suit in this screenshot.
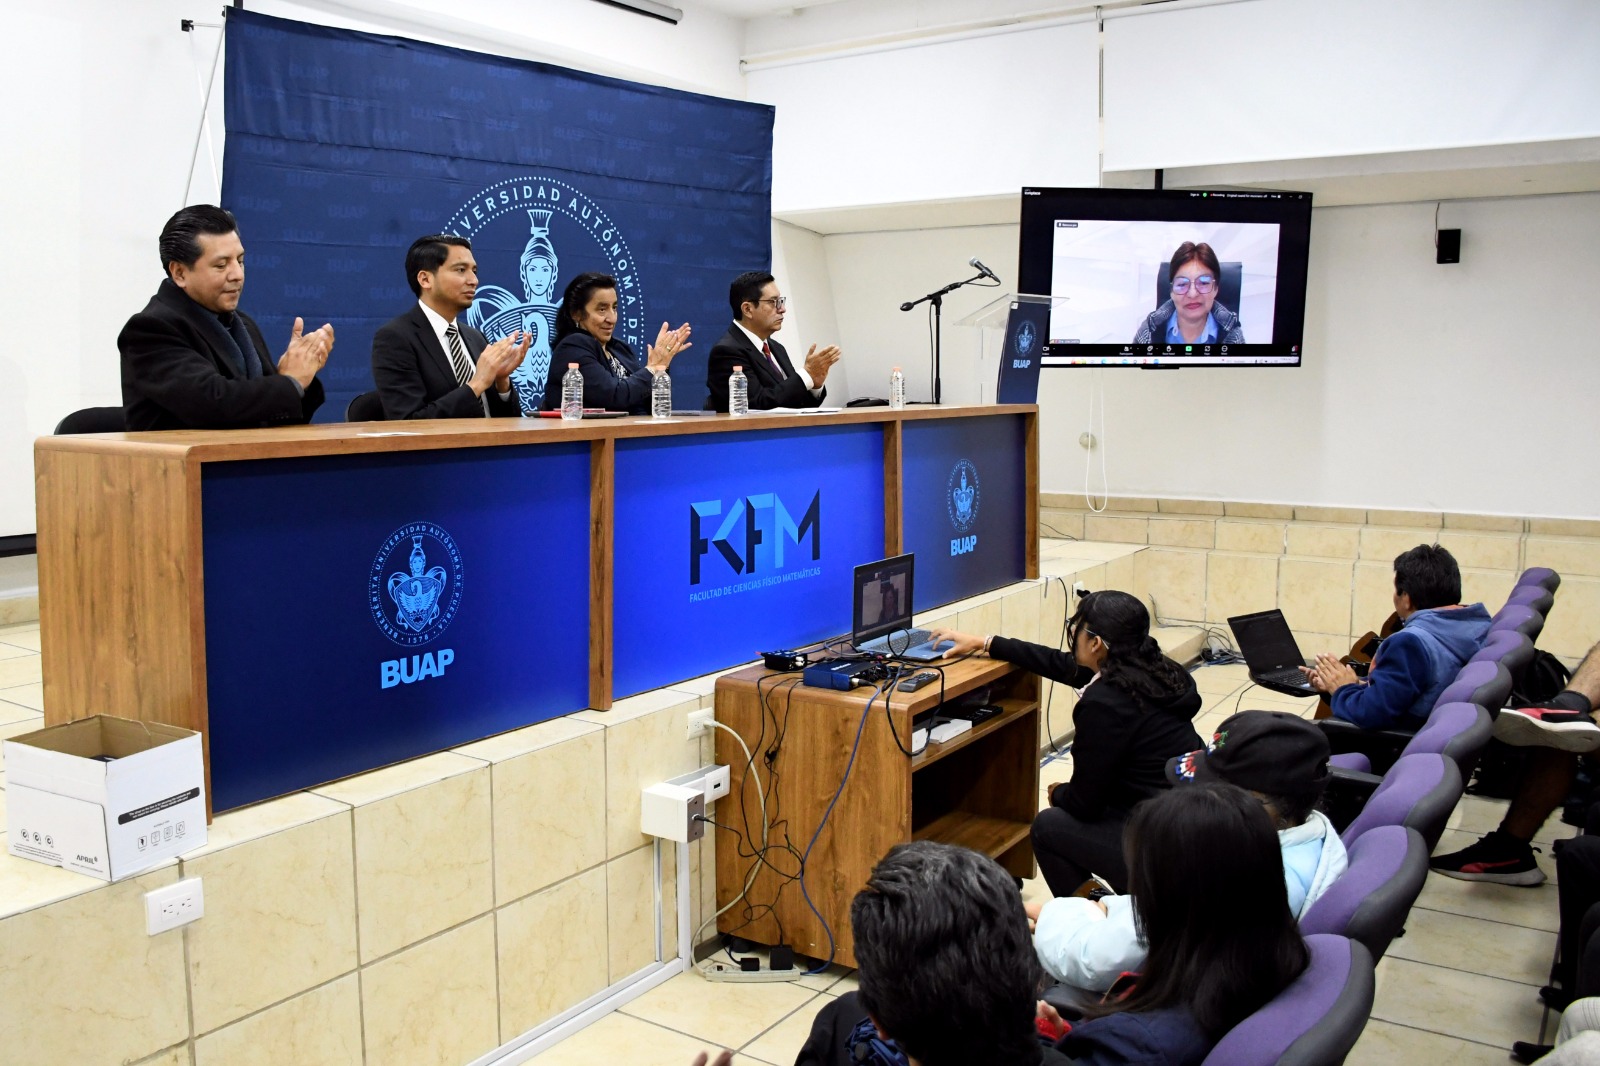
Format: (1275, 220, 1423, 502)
(119, 205, 334, 431)
(371, 235, 531, 420)
(706, 271, 842, 412)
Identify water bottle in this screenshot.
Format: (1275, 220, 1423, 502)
(560, 363, 583, 421)
(651, 367, 672, 419)
(889, 366, 907, 409)
(729, 365, 749, 417)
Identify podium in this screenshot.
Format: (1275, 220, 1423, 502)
(958, 292, 1061, 405)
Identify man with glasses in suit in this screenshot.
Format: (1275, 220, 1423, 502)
(705, 271, 842, 412)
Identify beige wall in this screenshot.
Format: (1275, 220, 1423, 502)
(1042, 494, 1600, 668)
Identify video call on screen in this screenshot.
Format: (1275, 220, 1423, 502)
(1017, 188, 1313, 368)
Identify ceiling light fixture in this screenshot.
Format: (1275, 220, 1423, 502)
(591, 0, 683, 25)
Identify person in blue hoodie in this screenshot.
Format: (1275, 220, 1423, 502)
(1029, 711, 1346, 997)
(1302, 545, 1491, 730)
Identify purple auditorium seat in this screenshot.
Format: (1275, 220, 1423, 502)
(1433, 660, 1512, 717)
(1404, 702, 1493, 769)
(1516, 567, 1562, 594)
(1489, 603, 1544, 643)
(1341, 752, 1462, 851)
(1470, 629, 1534, 680)
(1201, 934, 1375, 1066)
(1300, 826, 1428, 962)
(1504, 584, 1555, 618)
(1328, 751, 1371, 772)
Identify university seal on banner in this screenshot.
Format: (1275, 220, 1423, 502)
(1014, 318, 1038, 358)
(369, 522, 464, 646)
(947, 460, 981, 534)
(446, 178, 644, 413)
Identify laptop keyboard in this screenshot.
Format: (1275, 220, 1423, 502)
(1259, 667, 1313, 688)
(867, 628, 933, 652)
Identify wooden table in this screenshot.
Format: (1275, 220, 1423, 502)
(712, 655, 1040, 968)
(35, 406, 1037, 815)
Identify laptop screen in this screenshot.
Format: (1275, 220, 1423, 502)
(1228, 609, 1306, 674)
(853, 554, 915, 646)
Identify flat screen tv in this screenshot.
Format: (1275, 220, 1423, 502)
(1017, 187, 1313, 367)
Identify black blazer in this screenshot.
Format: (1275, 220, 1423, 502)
(118, 279, 324, 431)
(705, 325, 825, 413)
(540, 331, 656, 415)
(370, 304, 521, 420)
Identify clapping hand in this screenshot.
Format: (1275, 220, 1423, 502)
(278, 317, 335, 388)
(648, 321, 693, 370)
(690, 1051, 733, 1066)
(803, 344, 841, 385)
(471, 330, 532, 394)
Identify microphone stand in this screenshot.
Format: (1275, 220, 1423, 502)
(899, 271, 988, 405)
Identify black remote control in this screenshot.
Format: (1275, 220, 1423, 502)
(897, 671, 938, 692)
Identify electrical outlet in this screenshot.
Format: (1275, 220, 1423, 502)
(1072, 581, 1089, 598)
(146, 877, 204, 935)
(687, 708, 714, 739)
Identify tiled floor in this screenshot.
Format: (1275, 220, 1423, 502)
(0, 597, 1579, 1064)
(524, 658, 1576, 1065)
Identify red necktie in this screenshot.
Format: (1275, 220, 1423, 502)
(762, 341, 783, 378)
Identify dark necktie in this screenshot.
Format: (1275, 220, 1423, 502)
(762, 341, 784, 379)
(445, 324, 489, 416)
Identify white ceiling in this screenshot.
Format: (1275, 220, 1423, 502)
(680, 0, 838, 17)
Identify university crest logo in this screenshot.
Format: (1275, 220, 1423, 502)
(947, 460, 981, 534)
(1014, 318, 1038, 358)
(446, 177, 644, 413)
(369, 522, 464, 646)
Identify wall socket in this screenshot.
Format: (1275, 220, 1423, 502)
(146, 877, 204, 935)
(686, 708, 714, 739)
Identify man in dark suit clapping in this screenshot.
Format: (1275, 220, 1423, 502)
(119, 205, 334, 431)
(371, 235, 531, 420)
(705, 271, 841, 412)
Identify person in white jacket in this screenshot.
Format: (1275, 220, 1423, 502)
(1027, 710, 1348, 994)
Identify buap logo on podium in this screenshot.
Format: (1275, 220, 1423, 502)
(369, 522, 463, 688)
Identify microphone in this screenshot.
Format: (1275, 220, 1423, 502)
(899, 300, 916, 312)
(969, 258, 1000, 283)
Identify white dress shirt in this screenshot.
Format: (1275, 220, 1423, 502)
(417, 301, 512, 402)
(733, 320, 820, 396)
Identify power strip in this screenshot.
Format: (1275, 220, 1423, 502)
(695, 957, 806, 984)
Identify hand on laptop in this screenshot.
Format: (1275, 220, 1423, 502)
(927, 628, 984, 658)
(1302, 653, 1358, 694)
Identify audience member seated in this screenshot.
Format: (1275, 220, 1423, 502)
(1303, 545, 1490, 730)
(538, 271, 691, 415)
(1433, 641, 1600, 886)
(1029, 711, 1346, 996)
(795, 841, 1074, 1066)
(932, 590, 1202, 895)
(1050, 784, 1311, 1065)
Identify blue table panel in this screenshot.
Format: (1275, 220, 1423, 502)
(903, 416, 1027, 609)
(201, 444, 591, 811)
(613, 424, 886, 696)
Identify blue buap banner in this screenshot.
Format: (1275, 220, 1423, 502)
(221, 10, 773, 418)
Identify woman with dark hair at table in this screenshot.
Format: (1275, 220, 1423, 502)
(931, 590, 1201, 895)
(539, 271, 692, 415)
(1132, 241, 1245, 346)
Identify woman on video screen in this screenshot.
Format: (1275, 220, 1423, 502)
(1133, 242, 1245, 346)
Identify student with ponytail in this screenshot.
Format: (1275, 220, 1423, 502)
(930, 590, 1201, 895)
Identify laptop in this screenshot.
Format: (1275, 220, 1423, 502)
(852, 554, 954, 662)
(1226, 609, 1318, 697)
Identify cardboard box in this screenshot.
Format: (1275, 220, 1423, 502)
(4, 716, 206, 881)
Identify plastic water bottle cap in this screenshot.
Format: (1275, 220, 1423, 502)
(733, 365, 742, 371)
(568, 363, 579, 369)
(893, 366, 902, 372)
